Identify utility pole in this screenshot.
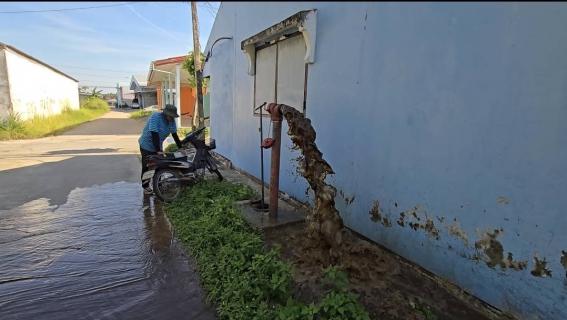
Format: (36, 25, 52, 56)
(191, 1, 205, 132)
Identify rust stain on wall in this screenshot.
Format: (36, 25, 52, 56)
(382, 215, 393, 228)
(531, 254, 552, 277)
(498, 197, 510, 205)
(339, 190, 356, 206)
(423, 213, 441, 240)
(474, 229, 504, 268)
(474, 228, 527, 270)
(368, 200, 382, 222)
(362, 199, 533, 273)
(399, 205, 441, 240)
(502, 253, 528, 271)
(368, 200, 393, 227)
(447, 220, 470, 247)
(397, 212, 406, 227)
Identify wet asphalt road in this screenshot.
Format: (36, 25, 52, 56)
(0, 110, 216, 320)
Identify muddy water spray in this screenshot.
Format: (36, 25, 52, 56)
(269, 104, 345, 257)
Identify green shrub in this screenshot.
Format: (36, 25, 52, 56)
(164, 143, 179, 153)
(163, 179, 371, 320)
(62, 101, 73, 114)
(163, 127, 211, 152)
(0, 98, 109, 140)
(0, 113, 27, 140)
(130, 110, 155, 119)
(178, 126, 210, 137)
(81, 97, 110, 111)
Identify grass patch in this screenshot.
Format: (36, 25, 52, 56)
(163, 179, 370, 320)
(0, 98, 109, 140)
(164, 127, 211, 152)
(177, 126, 210, 137)
(130, 109, 155, 119)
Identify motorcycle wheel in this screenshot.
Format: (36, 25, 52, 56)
(153, 169, 183, 203)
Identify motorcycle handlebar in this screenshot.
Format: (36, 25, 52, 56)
(181, 126, 206, 144)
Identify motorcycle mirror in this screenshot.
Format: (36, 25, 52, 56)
(166, 138, 174, 143)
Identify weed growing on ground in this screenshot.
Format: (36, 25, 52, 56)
(410, 298, 438, 320)
(163, 179, 370, 320)
(177, 126, 210, 137)
(0, 98, 109, 140)
(129, 110, 155, 119)
(276, 266, 370, 320)
(0, 113, 26, 140)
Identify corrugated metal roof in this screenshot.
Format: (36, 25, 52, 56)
(133, 74, 148, 87)
(0, 42, 78, 82)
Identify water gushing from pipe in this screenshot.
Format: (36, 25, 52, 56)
(270, 103, 345, 257)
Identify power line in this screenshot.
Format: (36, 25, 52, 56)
(0, 2, 138, 14)
(54, 65, 140, 73)
(152, 2, 176, 9)
(198, 3, 215, 19)
(200, 2, 218, 19)
(67, 72, 130, 79)
(78, 80, 125, 84)
(204, 2, 218, 12)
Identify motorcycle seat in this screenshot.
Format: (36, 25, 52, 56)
(147, 153, 187, 161)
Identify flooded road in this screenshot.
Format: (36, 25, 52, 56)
(0, 110, 215, 319)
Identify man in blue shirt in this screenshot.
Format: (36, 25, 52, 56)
(138, 104, 184, 195)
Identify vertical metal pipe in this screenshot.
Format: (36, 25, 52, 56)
(164, 77, 167, 105)
(116, 83, 121, 107)
(165, 75, 169, 105)
(161, 80, 166, 109)
(259, 107, 265, 209)
(269, 120, 282, 220)
(168, 74, 173, 105)
(175, 64, 181, 128)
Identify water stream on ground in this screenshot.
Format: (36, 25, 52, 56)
(0, 182, 215, 320)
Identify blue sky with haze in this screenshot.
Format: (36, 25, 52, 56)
(0, 2, 219, 92)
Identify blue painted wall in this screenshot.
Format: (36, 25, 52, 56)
(203, 2, 567, 318)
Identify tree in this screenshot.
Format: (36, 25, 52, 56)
(88, 87, 103, 100)
(80, 85, 90, 93)
(182, 50, 209, 88)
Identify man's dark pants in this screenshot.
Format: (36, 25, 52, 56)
(140, 147, 158, 188)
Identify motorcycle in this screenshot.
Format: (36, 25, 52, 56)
(141, 127, 224, 202)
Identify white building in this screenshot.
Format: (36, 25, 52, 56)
(116, 84, 135, 108)
(202, 2, 567, 319)
(0, 42, 80, 121)
(129, 75, 157, 108)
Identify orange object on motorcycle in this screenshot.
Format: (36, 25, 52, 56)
(261, 138, 275, 149)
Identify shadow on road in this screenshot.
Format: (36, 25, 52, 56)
(0, 154, 140, 210)
(44, 148, 119, 155)
(63, 118, 146, 136)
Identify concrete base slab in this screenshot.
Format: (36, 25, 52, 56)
(211, 157, 310, 230)
(234, 200, 307, 230)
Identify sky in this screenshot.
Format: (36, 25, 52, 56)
(0, 1, 219, 92)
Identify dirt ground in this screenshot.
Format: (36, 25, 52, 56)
(264, 221, 511, 320)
